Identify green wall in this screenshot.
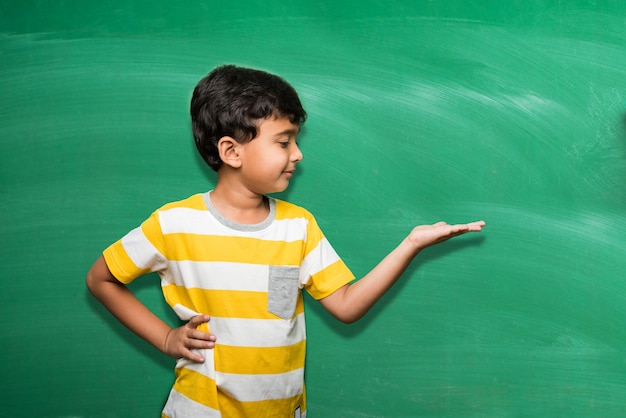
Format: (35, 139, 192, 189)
(2, 1, 626, 416)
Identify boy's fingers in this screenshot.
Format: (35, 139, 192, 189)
(184, 349, 205, 363)
(191, 329, 216, 341)
(453, 221, 485, 232)
(188, 314, 211, 328)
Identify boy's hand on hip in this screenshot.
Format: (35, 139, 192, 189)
(163, 314, 216, 363)
(407, 220, 486, 252)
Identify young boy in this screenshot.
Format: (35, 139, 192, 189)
(86, 64, 485, 418)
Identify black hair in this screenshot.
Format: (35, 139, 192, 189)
(191, 65, 307, 171)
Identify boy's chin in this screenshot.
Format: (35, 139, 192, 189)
(268, 183, 291, 195)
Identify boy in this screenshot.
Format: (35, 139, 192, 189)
(86, 64, 485, 418)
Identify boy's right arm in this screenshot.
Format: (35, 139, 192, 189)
(86, 255, 216, 363)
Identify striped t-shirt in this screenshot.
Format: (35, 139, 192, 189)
(102, 192, 354, 418)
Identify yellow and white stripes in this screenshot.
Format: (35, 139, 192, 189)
(103, 193, 353, 417)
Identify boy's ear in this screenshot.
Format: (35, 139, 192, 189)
(217, 136, 242, 168)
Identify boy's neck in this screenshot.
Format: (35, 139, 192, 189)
(210, 183, 270, 224)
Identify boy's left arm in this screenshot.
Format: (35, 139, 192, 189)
(319, 221, 485, 324)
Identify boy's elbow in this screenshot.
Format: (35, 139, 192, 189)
(322, 301, 368, 324)
(85, 269, 97, 293)
(85, 255, 117, 296)
(319, 285, 368, 324)
(333, 310, 367, 324)
(85, 267, 100, 296)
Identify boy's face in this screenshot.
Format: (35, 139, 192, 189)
(236, 116, 302, 195)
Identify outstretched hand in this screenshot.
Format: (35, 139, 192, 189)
(407, 220, 486, 252)
(317, 219, 486, 323)
(163, 314, 217, 363)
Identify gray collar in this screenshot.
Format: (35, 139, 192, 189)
(202, 191, 275, 232)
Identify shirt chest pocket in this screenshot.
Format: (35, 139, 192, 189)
(267, 266, 300, 320)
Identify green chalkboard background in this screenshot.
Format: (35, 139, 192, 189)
(2, 1, 625, 417)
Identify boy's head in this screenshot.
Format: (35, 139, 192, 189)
(191, 65, 307, 172)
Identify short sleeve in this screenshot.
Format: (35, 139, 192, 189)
(300, 214, 354, 300)
(102, 211, 168, 284)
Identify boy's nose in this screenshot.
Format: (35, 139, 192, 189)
(291, 144, 303, 162)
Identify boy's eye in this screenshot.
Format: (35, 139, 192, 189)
(279, 141, 289, 148)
